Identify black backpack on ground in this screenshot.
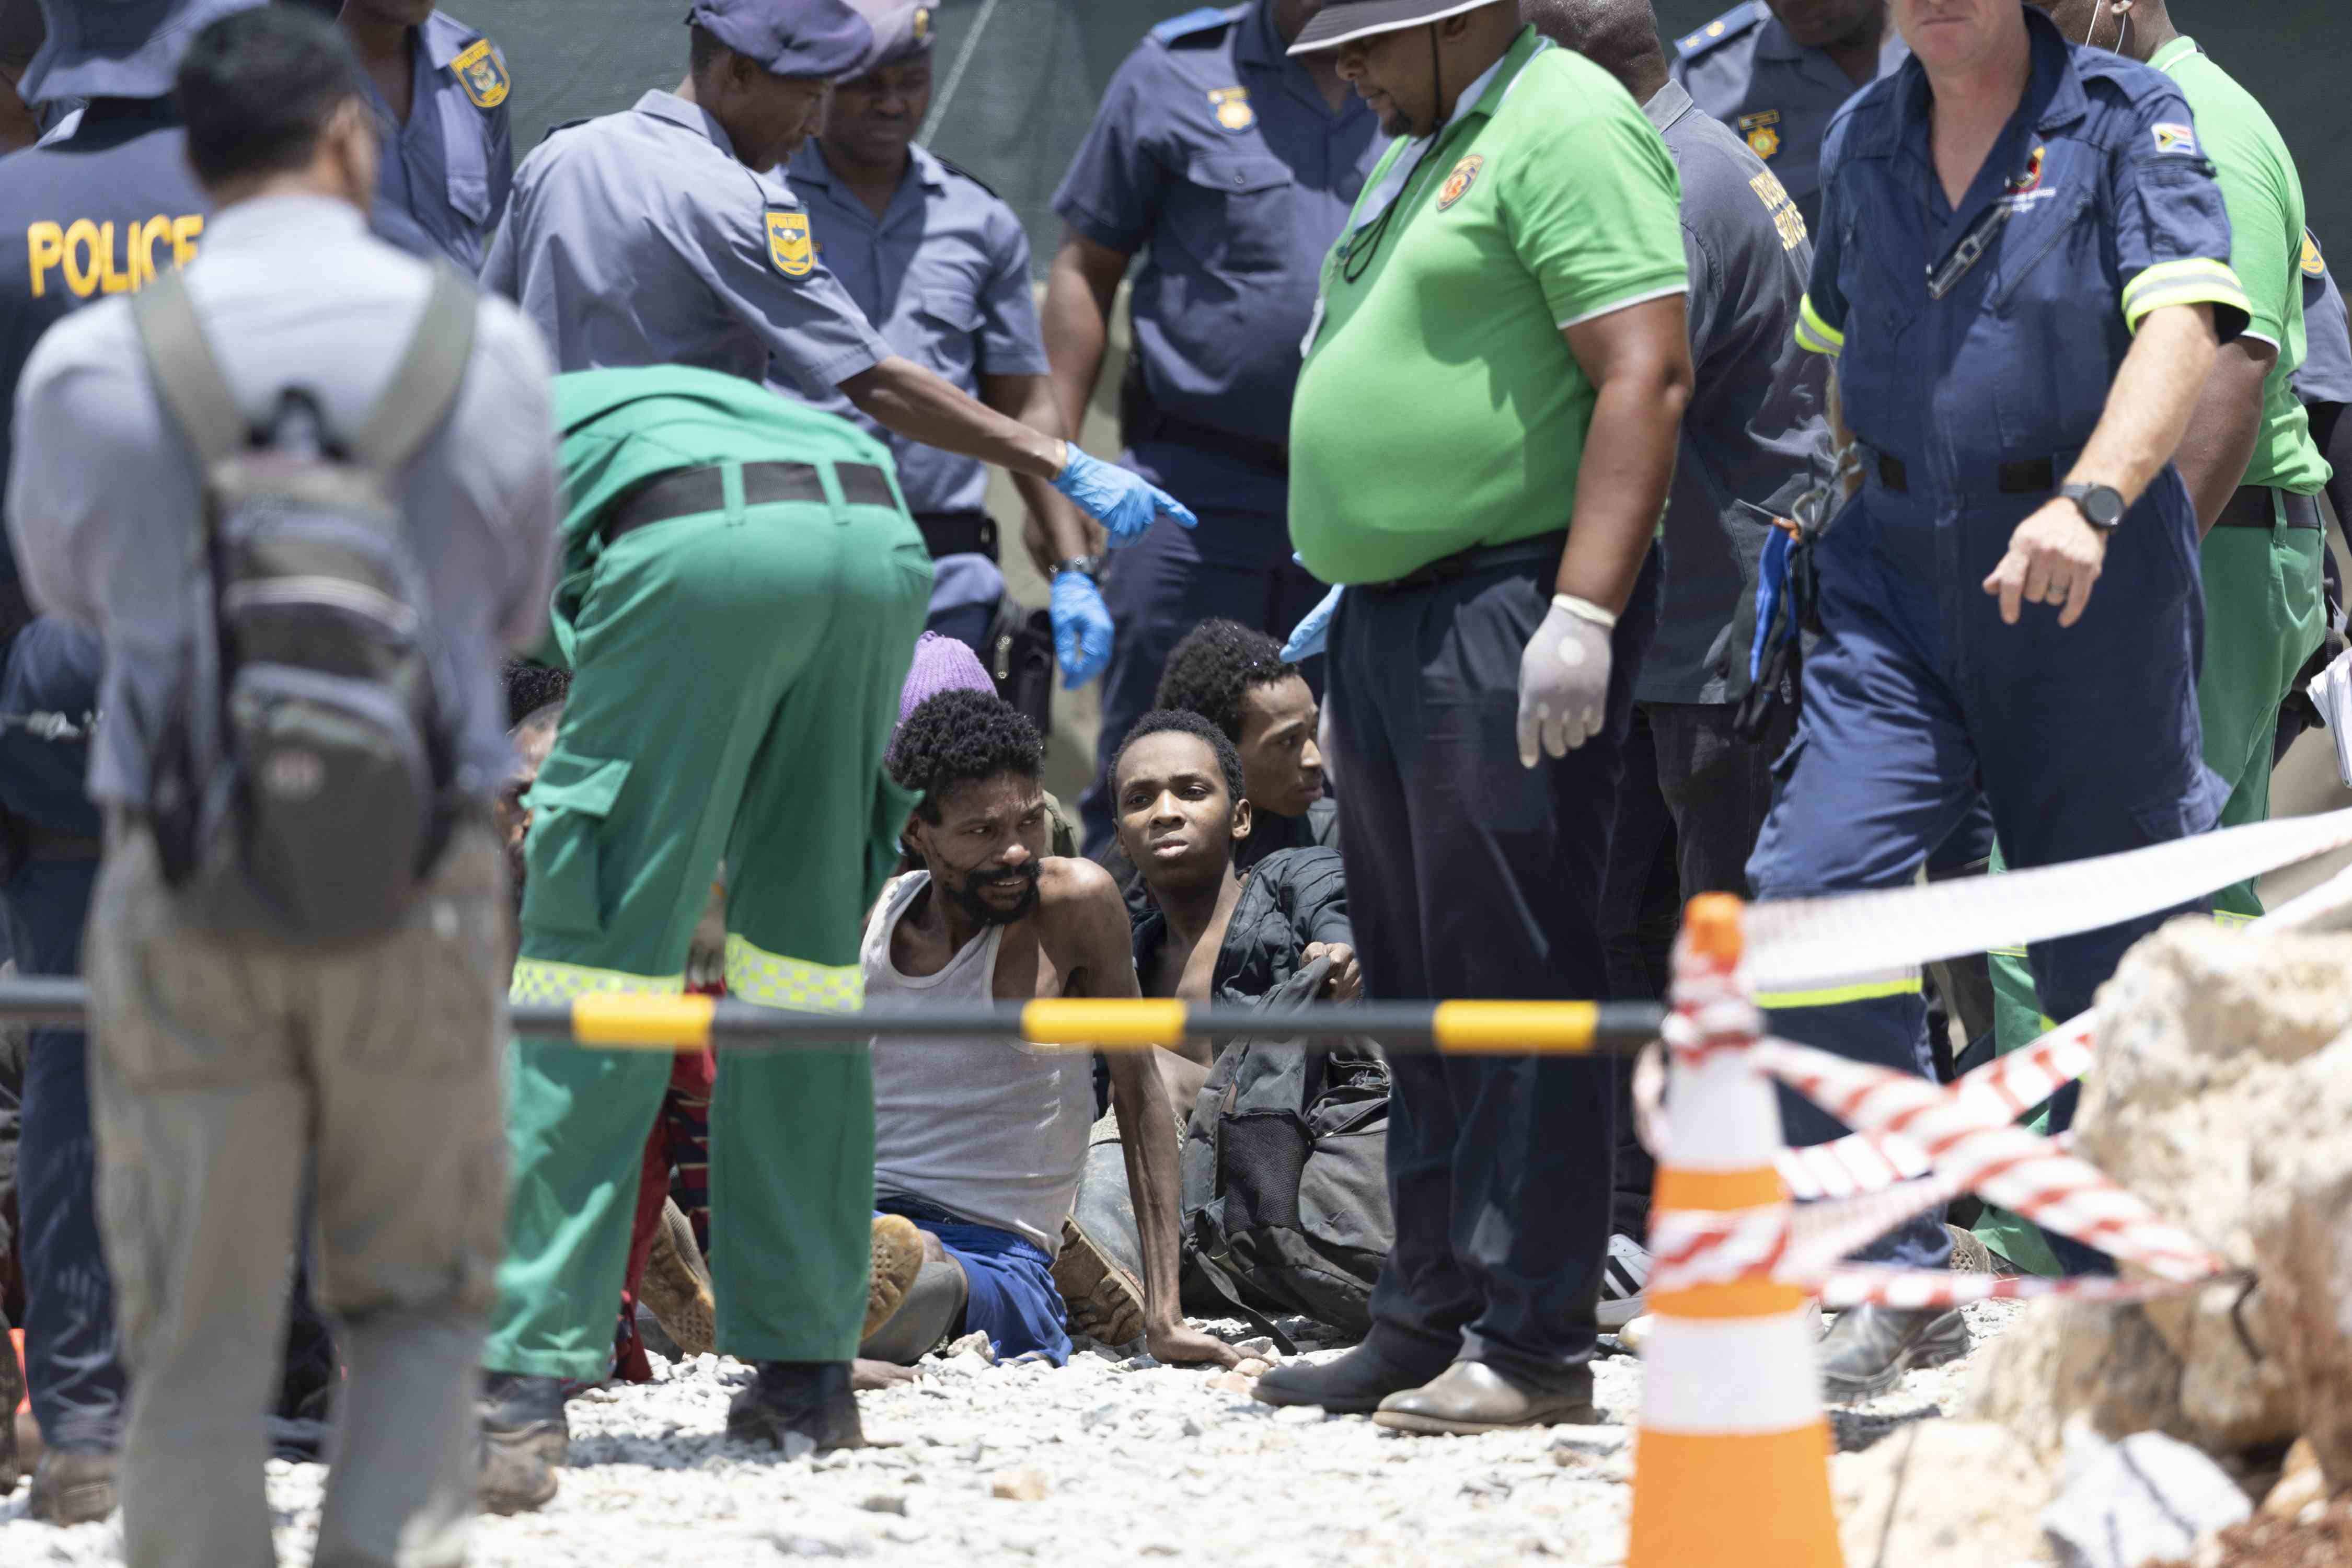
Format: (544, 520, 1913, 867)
(131, 265, 476, 946)
(1178, 958, 1393, 1338)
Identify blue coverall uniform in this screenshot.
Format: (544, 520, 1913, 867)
(1746, 6, 2250, 1270)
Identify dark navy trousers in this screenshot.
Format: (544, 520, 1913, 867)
(1328, 547, 1658, 1389)
(1747, 475, 2220, 1271)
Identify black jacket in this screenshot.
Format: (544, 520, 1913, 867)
(1132, 846, 1352, 1004)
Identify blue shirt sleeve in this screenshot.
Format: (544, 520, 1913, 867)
(1793, 115, 1848, 355)
(1051, 50, 1168, 255)
(975, 205, 1050, 378)
(2108, 84, 2250, 339)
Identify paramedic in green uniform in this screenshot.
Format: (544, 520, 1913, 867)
(480, 365, 932, 1509)
(1977, 0, 2332, 1276)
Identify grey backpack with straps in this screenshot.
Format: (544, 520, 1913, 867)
(131, 265, 477, 947)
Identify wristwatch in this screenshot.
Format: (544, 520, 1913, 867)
(1053, 554, 1106, 583)
(2060, 482, 2126, 531)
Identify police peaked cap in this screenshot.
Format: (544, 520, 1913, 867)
(22, 0, 264, 104)
(688, 0, 875, 81)
(840, 0, 934, 72)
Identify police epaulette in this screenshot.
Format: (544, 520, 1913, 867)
(540, 117, 589, 144)
(1149, 4, 1244, 47)
(935, 155, 1001, 201)
(1675, 1, 1767, 62)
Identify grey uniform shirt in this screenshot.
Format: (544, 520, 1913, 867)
(1671, 1, 1906, 232)
(364, 10, 514, 273)
(1640, 79, 1830, 706)
(2298, 230, 2352, 409)
(7, 194, 558, 808)
(484, 90, 887, 390)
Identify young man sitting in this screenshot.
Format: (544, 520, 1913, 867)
(1057, 709, 1364, 1341)
(1148, 620, 1335, 866)
(856, 690, 1240, 1371)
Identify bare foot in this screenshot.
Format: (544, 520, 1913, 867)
(852, 1358, 923, 1392)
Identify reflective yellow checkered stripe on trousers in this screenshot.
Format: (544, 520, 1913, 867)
(723, 933, 864, 1013)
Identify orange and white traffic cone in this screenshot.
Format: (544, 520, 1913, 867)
(1627, 893, 1842, 1568)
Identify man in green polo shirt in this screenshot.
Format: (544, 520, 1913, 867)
(1975, 0, 2335, 1277)
(1250, 0, 1692, 1433)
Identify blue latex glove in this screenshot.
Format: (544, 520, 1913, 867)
(1282, 584, 1343, 662)
(1052, 569, 1114, 688)
(1050, 444, 1197, 547)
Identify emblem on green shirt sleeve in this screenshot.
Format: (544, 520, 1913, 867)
(767, 210, 814, 279)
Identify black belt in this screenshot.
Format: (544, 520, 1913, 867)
(1875, 452, 2056, 495)
(1137, 409, 1289, 477)
(603, 460, 898, 543)
(911, 509, 999, 561)
(1363, 531, 1568, 595)
(2212, 485, 2323, 531)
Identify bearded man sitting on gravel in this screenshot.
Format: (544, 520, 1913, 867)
(856, 690, 1240, 1371)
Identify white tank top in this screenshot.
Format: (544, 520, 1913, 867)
(861, 872, 1093, 1256)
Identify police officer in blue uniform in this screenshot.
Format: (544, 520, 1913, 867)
(1749, 0, 2249, 1394)
(335, 0, 513, 272)
(1045, 0, 1381, 853)
(2297, 232, 2352, 525)
(1673, 0, 1904, 232)
(487, 0, 1189, 676)
(0, 0, 261, 1523)
(774, 0, 1108, 674)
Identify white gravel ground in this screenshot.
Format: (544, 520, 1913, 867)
(0, 1299, 2023, 1566)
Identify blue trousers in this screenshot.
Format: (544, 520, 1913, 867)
(1747, 475, 2221, 1270)
(875, 1197, 1069, 1366)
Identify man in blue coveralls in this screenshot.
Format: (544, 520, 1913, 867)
(1044, 0, 1382, 854)
(1749, 0, 2248, 1396)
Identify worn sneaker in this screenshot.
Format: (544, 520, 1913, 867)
(1598, 1232, 1652, 1330)
(1818, 1304, 1970, 1400)
(29, 1450, 117, 1525)
(478, 1372, 567, 1516)
(866, 1215, 926, 1341)
(1051, 1216, 1147, 1347)
(642, 1197, 718, 1357)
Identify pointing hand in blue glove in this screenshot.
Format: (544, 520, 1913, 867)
(1051, 444, 1197, 547)
(1052, 568, 1115, 689)
(1282, 584, 1343, 662)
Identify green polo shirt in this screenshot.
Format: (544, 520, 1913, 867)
(2152, 37, 2332, 497)
(1288, 29, 1688, 585)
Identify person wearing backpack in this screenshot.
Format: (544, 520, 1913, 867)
(5, 9, 557, 1565)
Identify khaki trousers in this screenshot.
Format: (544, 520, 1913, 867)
(86, 822, 508, 1568)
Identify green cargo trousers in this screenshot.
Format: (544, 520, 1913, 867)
(1975, 506, 2324, 1274)
(486, 485, 930, 1379)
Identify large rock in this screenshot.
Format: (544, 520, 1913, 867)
(1831, 1419, 2058, 1568)
(1966, 920, 2352, 1485)
(2041, 1427, 2251, 1568)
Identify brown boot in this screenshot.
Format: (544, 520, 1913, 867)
(640, 1198, 717, 1358)
(29, 1450, 117, 1525)
(1050, 1217, 1146, 1347)
(866, 1215, 925, 1341)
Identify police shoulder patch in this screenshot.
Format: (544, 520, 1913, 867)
(767, 208, 814, 279)
(1676, 1, 1766, 61)
(451, 38, 511, 110)
(2303, 230, 2327, 280)
(1737, 110, 1781, 160)
(1209, 86, 1254, 132)
(2150, 121, 2197, 156)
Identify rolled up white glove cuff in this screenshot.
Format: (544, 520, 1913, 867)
(1552, 593, 1617, 631)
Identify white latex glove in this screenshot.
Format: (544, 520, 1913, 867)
(2309, 643, 2352, 788)
(1516, 593, 1616, 768)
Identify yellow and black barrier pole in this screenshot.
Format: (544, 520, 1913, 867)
(0, 977, 1664, 1056)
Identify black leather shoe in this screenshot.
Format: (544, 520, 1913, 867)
(1818, 1305, 1970, 1400)
(727, 1362, 864, 1457)
(29, 1449, 117, 1525)
(478, 1372, 567, 1516)
(1374, 1361, 1601, 1435)
(1252, 1341, 1450, 1415)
